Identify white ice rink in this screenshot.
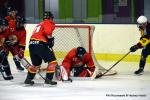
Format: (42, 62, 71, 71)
(0, 57, 150, 100)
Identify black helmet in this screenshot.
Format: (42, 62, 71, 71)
(76, 47, 86, 57)
(7, 6, 17, 14)
(43, 11, 54, 19)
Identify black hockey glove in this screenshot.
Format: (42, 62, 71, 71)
(130, 45, 138, 52)
(47, 37, 54, 48)
(5, 40, 14, 46)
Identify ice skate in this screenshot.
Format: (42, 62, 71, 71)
(44, 79, 57, 87)
(5, 75, 14, 80)
(134, 68, 144, 75)
(24, 79, 34, 86)
(16, 65, 24, 71)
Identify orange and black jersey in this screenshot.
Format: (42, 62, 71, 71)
(30, 19, 55, 43)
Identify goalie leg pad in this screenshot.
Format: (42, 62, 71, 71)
(55, 65, 70, 81)
(55, 65, 62, 81)
(60, 66, 69, 80)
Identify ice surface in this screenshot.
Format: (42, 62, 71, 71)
(0, 57, 150, 100)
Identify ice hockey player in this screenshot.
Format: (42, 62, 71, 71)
(0, 18, 13, 80)
(130, 15, 150, 75)
(56, 47, 96, 81)
(4, 6, 17, 34)
(24, 11, 57, 86)
(4, 6, 25, 71)
(5, 16, 27, 71)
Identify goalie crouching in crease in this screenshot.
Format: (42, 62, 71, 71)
(55, 47, 101, 82)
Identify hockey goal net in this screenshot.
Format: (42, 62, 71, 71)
(42, 25, 117, 76)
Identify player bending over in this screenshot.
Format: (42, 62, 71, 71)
(24, 11, 57, 86)
(130, 15, 150, 75)
(56, 47, 97, 81)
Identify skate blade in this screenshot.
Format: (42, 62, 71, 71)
(44, 84, 57, 87)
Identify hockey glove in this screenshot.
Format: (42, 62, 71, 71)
(130, 45, 138, 52)
(5, 40, 14, 46)
(47, 37, 54, 48)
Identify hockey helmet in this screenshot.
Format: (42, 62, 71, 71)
(137, 16, 148, 29)
(43, 11, 54, 19)
(7, 6, 16, 12)
(137, 16, 147, 24)
(76, 47, 86, 58)
(7, 6, 17, 16)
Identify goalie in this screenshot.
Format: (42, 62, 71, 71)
(56, 47, 97, 81)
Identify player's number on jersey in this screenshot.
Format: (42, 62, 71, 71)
(33, 25, 41, 33)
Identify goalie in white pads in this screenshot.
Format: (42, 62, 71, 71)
(56, 47, 100, 81)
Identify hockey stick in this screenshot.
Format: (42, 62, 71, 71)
(37, 69, 46, 80)
(96, 51, 130, 78)
(23, 57, 46, 81)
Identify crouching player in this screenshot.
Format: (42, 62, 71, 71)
(56, 47, 98, 82)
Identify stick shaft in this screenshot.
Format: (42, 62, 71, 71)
(101, 51, 130, 76)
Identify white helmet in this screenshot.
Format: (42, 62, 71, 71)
(137, 16, 148, 24)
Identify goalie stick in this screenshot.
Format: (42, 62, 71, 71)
(96, 51, 131, 78)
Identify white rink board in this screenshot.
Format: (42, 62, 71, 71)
(25, 24, 141, 55)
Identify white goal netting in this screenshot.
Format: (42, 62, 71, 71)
(49, 25, 117, 76)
